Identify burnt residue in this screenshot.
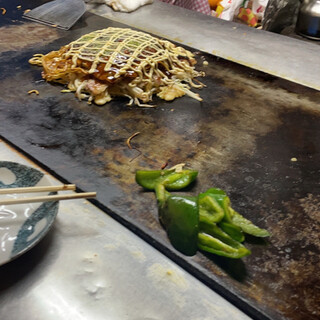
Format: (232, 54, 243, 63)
(208, 107, 320, 320)
(0, 23, 61, 52)
(0, 12, 320, 320)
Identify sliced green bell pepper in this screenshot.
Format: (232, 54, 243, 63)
(155, 184, 252, 258)
(198, 220, 251, 258)
(155, 183, 198, 256)
(198, 192, 225, 224)
(199, 188, 233, 222)
(135, 169, 198, 191)
(200, 188, 269, 238)
(219, 221, 245, 243)
(135, 168, 270, 259)
(198, 233, 250, 259)
(228, 207, 270, 237)
(159, 195, 199, 256)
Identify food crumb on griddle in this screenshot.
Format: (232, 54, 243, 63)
(27, 89, 39, 95)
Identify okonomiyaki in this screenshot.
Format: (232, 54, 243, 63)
(29, 27, 205, 107)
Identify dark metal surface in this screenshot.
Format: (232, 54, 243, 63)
(0, 4, 320, 320)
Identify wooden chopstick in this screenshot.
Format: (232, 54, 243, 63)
(0, 184, 76, 194)
(0, 192, 97, 205)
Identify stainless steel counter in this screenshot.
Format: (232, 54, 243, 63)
(87, 0, 320, 91)
(0, 140, 251, 320)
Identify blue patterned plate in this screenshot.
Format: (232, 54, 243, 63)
(0, 161, 59, 266)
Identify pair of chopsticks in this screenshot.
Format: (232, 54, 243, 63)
(0, 184, 96, 205)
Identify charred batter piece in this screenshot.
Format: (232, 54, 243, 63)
(29, 27, 205, 107)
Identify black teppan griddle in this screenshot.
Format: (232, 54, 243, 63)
(0, 3, 319, 320)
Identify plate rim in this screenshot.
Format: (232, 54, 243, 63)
(0, 160, 59, 266)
